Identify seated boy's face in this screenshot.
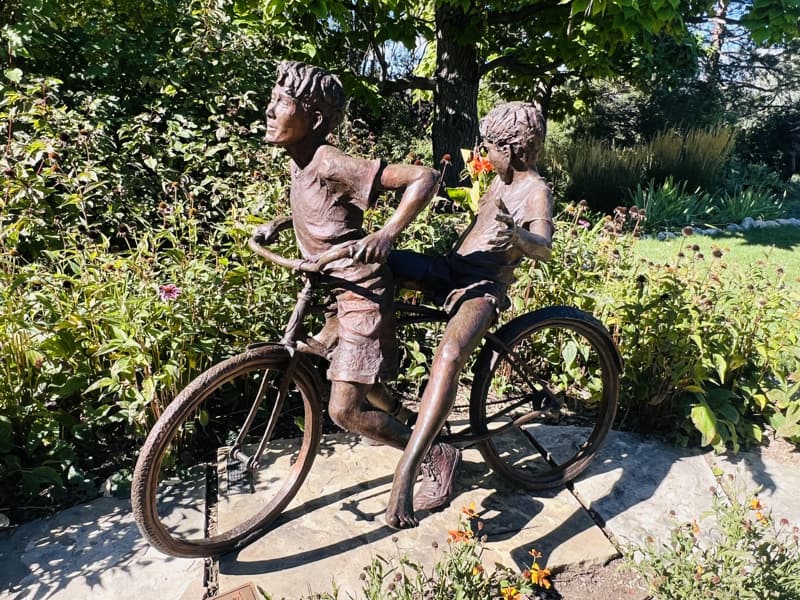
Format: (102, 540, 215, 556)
(266, 85, 313, 146)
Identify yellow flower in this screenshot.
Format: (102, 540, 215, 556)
(691, 519, 700, 535)
(755, 511, 769, 525)
(749, 497, 763, 511)
(500, 586, 519, 599)
(471, 565, 484, 577)
(531, 563, 552, 589)
(462, 502, 478, 518)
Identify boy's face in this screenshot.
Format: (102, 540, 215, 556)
(265, 85, 314, 146)
(482, 139, 513, 183)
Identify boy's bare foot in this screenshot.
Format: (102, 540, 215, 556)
(385, 490, 418, 529)
(414, 442, 461, 512)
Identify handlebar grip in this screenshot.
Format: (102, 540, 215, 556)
(248, 234, 355, 273)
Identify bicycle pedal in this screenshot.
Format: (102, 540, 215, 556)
(224, 458, 255, 496)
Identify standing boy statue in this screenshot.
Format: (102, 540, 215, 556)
(259, 61, 443, 471)
(385, 101, 554, 528)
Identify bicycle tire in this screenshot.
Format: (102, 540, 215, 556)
(132, 344, 324, 557)
(470, 306, 621, 490)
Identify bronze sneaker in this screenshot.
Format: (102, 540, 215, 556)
(413, 442, 462, 512)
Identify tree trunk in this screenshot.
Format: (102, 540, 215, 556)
(707, 0, 729, 84)
(433, 2, 481, 189)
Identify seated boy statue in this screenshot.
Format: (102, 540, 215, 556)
(258, 61, 440, 462)
(385, 101, 554, 529)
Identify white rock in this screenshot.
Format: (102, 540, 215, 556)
(777, 219, 793, 226)
(762, 220, 779, 228)
(789, 218, 800, 227)
(657, 232, 667, 241)
(741, 217, 755, 230)
(726, 223, 743, 232)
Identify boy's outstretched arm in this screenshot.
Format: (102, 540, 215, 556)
(353, 164, 439, 263)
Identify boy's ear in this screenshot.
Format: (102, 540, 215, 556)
(311, 110, 325, 133)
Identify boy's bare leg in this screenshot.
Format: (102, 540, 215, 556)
(385, 297, 496, 529)
(328, 381, 411, 450)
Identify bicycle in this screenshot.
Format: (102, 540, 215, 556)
(131, 228, 623, 558)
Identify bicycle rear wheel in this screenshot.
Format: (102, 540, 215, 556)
(470, 306, 621, 490)
(132, 345, 324, 557)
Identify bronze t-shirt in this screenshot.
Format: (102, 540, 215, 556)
(290, 144, 383, 261)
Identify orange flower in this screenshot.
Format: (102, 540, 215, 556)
(749, 497, 763, 511)
(531, 562, 552, 589)
(469, 155, 493, 175)
(462, 502, 478, 518)
(471, 564, 484, 577)
(691, 519, 700, 536)
(447, 528, 473, 543)
(755, 511, 769, 525)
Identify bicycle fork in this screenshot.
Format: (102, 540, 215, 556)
(230, 277, 313, 472)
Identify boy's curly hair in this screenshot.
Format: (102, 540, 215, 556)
(480, 102, 546, 162)
(276, 61, 345, 135)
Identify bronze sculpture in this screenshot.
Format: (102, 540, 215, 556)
(263, 62, 552, 530)
(385, 101, 554, 528)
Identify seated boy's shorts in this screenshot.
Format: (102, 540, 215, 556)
(388, 250, 510, 316)
(324, 261, 398, 385)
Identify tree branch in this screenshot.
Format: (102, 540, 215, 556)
(375, 75, 436, 94)
(481, 54, 560, 77)
(487, 1, 561, 25)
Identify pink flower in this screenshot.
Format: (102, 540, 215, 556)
(158, 283, 181, 301)
(578, 219, 590, 229)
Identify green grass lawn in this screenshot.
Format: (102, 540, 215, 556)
(633, 225, 800, 290)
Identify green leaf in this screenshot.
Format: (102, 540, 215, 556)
(691, 402, 717, 447)
(562, 340, 578, 369)
(143, 157, 158, 170)
(4, 68, 23, 83)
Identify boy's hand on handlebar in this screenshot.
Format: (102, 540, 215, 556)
(353, 231, 393, 263)
(253, 216, 292, 245)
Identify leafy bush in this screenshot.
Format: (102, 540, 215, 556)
(565, 138, 645, 213)
(628, 177, 715, 232)
(714, 185, 785, 223)
(626, 479, 800, 599)
(0, 208, 293, 520)
(515, 206, 800, 449)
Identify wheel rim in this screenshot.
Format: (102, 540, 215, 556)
(473, 316, 618, 489)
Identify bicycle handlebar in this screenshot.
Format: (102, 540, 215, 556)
(248, 231, 356, 273)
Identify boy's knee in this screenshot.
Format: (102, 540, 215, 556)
(436, 339, 468, 370)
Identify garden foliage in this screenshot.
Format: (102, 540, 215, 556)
(627, 479, 800, 599)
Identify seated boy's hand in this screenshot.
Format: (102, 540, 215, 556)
(489, 198, 519, 252)
(353, 230, 393, 263)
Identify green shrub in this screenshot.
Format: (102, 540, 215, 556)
(714, 185, 784, 223)
(514, 207, 800, 449)
(628, 177, 716, 232)
(565, 138, 645, 213)
(626, 479, 800, 599)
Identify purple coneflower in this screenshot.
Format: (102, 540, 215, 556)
(159, 283, 181, 302)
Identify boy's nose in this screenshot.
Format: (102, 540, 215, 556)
(266, 102, 276, 118)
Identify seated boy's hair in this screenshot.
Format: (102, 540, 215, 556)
(480, 101, 545, 163)
(276, 61, 346, 135)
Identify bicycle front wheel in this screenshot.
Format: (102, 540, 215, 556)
(470, 306, 621, 490)
(132, 345, 324, 557)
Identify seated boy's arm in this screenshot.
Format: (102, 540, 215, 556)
(493, 186, 554, 261)
(353, 164, 439, 263)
